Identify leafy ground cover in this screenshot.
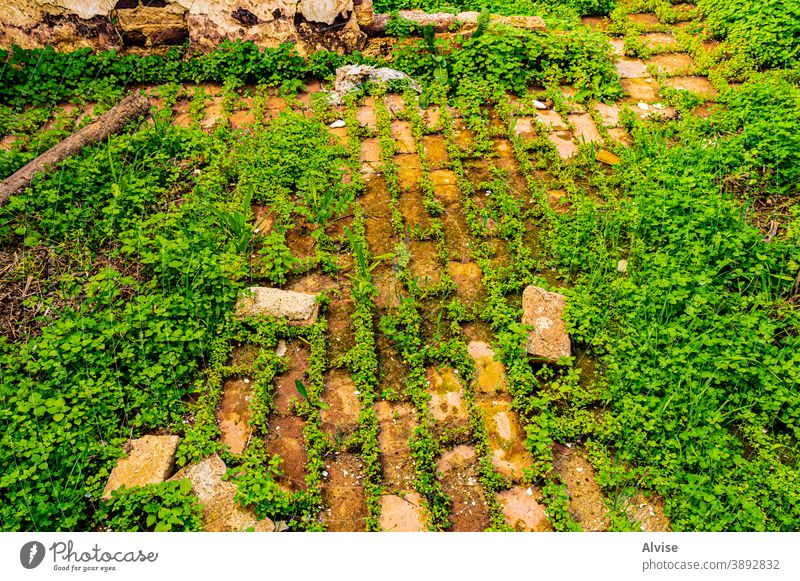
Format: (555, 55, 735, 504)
(375, 0, 617, 17)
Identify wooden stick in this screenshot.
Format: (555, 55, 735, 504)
(0, 91, 150, 204)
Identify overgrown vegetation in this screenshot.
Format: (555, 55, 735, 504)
(1, 0, 799, 533)
(375, 0, 617, 17)
(544, 77, 800, 531)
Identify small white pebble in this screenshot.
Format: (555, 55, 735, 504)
(532, 100, 547, 110)
(329, 119, 346, 128)
(322, 471, 328, 477)
(637, 102, 650, 110)
(243, 378, 250, 384)
(526, 487, 533, 496)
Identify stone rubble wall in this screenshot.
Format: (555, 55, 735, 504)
(0, 0, 374, 54)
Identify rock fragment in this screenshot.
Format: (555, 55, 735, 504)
(354, 0, 375, 27)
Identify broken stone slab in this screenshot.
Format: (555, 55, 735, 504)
(467, 341, 507, 395)
(437, 444, 477, 474)
(596, 149, 621, 165)
(624, 491, 671, 532)
(548, 131, 577, 160)
(536, 109, 568, 131)
(102, 435, 180, 500)
(426, 366, 469, 424)
(354, 0, 375, 27)
(553, 447, 610, 531)
(363, 10, 545, 35)
(662, 76, 717, 100)
(379, 492, 427, 532)
(497, 486, 553, 532)
(326, 64, 421, 105)
(616, 59, 649, 79)
(569, 113, 602, 144)
(447, 261, 482, 302)
(522, 285, 571, 361)
(362, 11, 453, 34)
(320, 453, 368, 531)
(594, 102, 621, 127)
(170, 454, 275, 532)
(298, 0, 354, 25)
(235, 287, 318, 324)
(0, 1, 365, 55)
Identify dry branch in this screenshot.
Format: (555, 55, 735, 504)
(0, 91, 151, 204)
